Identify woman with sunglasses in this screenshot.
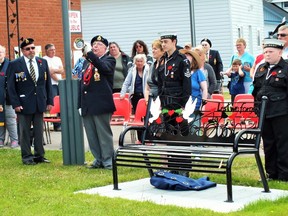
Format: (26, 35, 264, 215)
(131, 40, 153, 66)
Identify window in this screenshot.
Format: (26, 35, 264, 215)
(257, 29, 261, 46)
(237, 27, 243, 38)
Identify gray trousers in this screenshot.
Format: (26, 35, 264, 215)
(0, 105, 18, 144)
(17, 113, 45, 162)
(82, 113, 113, 168)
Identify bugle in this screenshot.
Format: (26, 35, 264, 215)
(73, 38, 85, 49)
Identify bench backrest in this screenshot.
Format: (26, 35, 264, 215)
(143, 95, 267, 148)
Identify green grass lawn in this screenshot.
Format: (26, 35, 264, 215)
(0, 149, 288, 216)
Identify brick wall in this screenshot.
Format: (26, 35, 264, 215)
(0, 0, 82, 68)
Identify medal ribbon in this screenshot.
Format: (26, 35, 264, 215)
(83, 63, 93, 85)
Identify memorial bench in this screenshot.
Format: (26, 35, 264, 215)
(112, 95, 270, 202)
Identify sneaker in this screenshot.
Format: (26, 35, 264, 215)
(0, 141, 4, 148)
(11, 141, 19, 149)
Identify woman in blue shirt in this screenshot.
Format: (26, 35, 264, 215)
(180, 49, 208, 133)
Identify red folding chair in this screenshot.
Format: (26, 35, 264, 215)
(228, 98, 258, 129)
(211, 94, 225, 103)
(234, 94, 254, 103)
(110, 98, 131, 127)
(43, 96, 61, 144)
(126, 98, 147, 143)
(201, 99, 223, 127)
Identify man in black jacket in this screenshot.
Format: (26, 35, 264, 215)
(253, 38, 288, 181)
(78, 35, 116, 170)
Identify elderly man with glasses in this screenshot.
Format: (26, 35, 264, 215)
(7, 38, 53, 165)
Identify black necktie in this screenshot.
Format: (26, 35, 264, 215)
(29, 59, 36, 83)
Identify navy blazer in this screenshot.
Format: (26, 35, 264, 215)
(207, 49, 223, 80)
(7, 56, 53, 114)
(78, 52, 116, 116)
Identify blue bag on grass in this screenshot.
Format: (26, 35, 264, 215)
(150, 171, 217, 191)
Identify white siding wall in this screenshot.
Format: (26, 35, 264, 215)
(230, 0, 264, 57)
(194, 0, 231, 69)
(194, 0, 264, 70)
(81, 0, 191, 56)
(80, 0, 264, 70)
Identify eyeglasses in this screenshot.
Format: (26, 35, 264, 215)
(24, 46, 35, 51)
(277, 33, 288, 37)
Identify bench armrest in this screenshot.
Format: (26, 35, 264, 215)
(119, 126, 146, 147)
(233, 128, 261, 152)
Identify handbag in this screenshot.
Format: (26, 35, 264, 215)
(150, 171, 217, 191)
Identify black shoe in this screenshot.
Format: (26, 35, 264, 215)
(23, 160, 37, 165)
(34, 157, 51, 163)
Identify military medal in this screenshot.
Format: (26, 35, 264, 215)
(214, 58, 217, 65)
(44, 72, 47, 80)
(20, 72, 25, 81)
(94, 69, 100, 81)
(171, 71, 174, 79)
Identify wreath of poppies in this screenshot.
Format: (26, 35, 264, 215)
(154, 108, 184, 124)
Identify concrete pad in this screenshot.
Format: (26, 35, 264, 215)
(76, 178, 288, 213)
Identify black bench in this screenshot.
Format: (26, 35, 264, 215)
(112, 95, 270, 202)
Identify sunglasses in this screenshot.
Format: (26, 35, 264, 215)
(277, 33, 288, 37)
(24, 46, 36, 51)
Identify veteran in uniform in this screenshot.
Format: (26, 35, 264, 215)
(7, 38, 53, 165)
(200, 38, 224, 93)
(78, 35, 116, 169)
(252, 38, 288, 181)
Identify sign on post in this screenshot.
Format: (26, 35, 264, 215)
(69, 10, 81, 33)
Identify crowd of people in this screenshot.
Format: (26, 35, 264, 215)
(1, 27, 288, 182)
(75, 32, 288, 181)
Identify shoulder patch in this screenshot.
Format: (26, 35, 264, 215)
(184, 68, 191, 78)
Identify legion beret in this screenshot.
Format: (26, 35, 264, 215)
(263, 38, 285, 49)
(20, 38, 34, 49)
(160, 31, 177, 40)
(200, 38, 212, 48)
(91, 35, 108, 47)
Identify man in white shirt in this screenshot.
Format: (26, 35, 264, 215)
(43, 44, 64, 131)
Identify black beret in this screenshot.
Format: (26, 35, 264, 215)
(91, 35, 108, 47)
(160, 32, 177, 40)
(201, 38, 212, 48)
(20, 38, 34, 49)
